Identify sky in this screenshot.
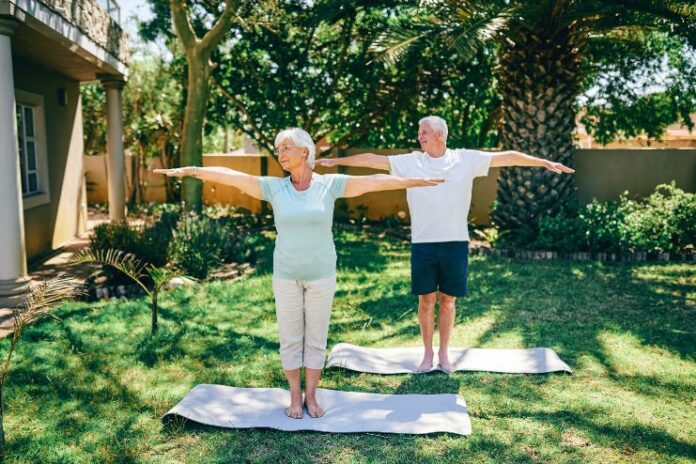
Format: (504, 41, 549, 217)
(116, 0, 153, 37)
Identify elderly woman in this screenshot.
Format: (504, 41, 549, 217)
(155, 128, 442, 419)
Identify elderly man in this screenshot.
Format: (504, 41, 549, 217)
(316, 116, 574, 373)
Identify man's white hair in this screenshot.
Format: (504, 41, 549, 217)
(274, 127, 316, 168)
(419, 115, 448, 142)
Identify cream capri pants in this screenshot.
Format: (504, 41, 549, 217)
(272, 274, 336, 370)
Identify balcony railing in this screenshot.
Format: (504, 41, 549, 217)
(39, 0, 129, 64)
(97, 0, 121, 24)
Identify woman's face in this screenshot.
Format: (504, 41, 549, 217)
(276, 137, 308, 171)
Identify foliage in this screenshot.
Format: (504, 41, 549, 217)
(207, 0, 500, 153)
(89, 214, 178, 269)
(81, 51, 185, 203)
(168, 213, 259, 279)
(582, 33, 696, 144)
(0, 278, 81, 460)
(72, 250, 194, 334)
(519, 183, 696, 253)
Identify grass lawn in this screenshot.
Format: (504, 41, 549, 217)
(5, 230, 695, 463)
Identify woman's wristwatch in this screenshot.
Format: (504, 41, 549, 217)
(191, 166, 198, 177)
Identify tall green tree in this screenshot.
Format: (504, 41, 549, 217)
(207, 0, 500, 154)
(167, 0, 238, 211)
(375, 0, 695, 241)
(139, 0, 246, 211)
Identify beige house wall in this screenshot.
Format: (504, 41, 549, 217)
(85, 148, 696, 226)
(16, 58, 87, 260)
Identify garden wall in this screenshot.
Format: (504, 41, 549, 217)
(85, 148, 696, 225)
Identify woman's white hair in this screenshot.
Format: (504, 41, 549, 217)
(274, 128, 316, 168)
(419, 115, 448, 142)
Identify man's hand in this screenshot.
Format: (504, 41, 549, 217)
(543, 161, 575, 174)
(314, 158, 340, 168)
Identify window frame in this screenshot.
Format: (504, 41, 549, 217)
(15, 89, 50, 210)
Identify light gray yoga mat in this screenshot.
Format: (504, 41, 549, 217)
(326, 343, 572, 374)
(163, 384, 471, 435)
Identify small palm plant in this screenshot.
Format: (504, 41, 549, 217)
(0, 278, 81, 461)
(71, 250, 195, 335)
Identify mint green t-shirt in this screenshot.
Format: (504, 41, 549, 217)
(259, 173, 349, 281)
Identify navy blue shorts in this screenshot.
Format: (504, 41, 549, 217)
(411, 241, 469, 297)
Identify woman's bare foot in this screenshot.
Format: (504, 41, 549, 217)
(305, 397, 325, 418)
(438, 350, 455, 374)
(286, 390, 304, 419)
(416, 351, 434, 372)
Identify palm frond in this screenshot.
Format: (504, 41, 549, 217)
(15, 278, 83, 327)
(146, 267, 197, 292)
(370, 26, 437, 65)
(567, 0, 696, 42)
(370, 2, 510, 65)
(71, 249, 151, 294)
(448, 5, 511, 61)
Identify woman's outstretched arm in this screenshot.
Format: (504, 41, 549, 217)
(343, 174, 444, 198)
(154, 166, 262, 199)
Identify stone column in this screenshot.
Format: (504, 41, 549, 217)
(98, 75, 126, 221)
(0, 18, 30, 307)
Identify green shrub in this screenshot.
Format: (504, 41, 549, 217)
(509, 183, 694, 254)
(533, 208, 587, 252)
(581, 200, 626, 253)
(168, 214, 259, 279)
(620, 183, 696, 253)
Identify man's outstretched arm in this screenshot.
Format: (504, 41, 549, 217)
(315, 153, 390, 171)
(489, 150, 575, 174)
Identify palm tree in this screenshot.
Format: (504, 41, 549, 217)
(0, 278, 81, 460)
(71, 250, 194, 335)
(373, 0, 695, 238)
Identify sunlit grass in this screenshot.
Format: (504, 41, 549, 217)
(3, 230, 695, 463)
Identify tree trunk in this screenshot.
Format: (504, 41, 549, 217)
(180, 52, 212, 213)
(151, 292, 158, 335)
(492, 22, 583, 237)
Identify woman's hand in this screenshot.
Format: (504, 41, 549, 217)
(408, 178, 445, 187)
(153, 167, 191, 177)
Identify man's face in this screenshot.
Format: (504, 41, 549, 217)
(418, 122, 441, 150)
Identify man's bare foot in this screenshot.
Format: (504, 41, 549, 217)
(286, 390, 304, 419)
(305, 398, 325, 418)
(438, 350, 455, 374)
(416, 351, 435, 372)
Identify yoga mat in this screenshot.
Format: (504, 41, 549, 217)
(163, 384, 471, 435)
(326, 343, 572, 374)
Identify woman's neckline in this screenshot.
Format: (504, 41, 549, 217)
(287, 172, 317, 193)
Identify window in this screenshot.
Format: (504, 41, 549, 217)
(16, 104, 41, 196)
(15, 90, 50, 209)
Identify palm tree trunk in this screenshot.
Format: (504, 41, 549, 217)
(151, 291, 159, 335)
(492, 23, 583, 236)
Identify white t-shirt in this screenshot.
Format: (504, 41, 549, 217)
(389, 148, 493, 243)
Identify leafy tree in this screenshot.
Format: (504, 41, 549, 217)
(374, 0, 696, 243)
(207, 1, 501, 154)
